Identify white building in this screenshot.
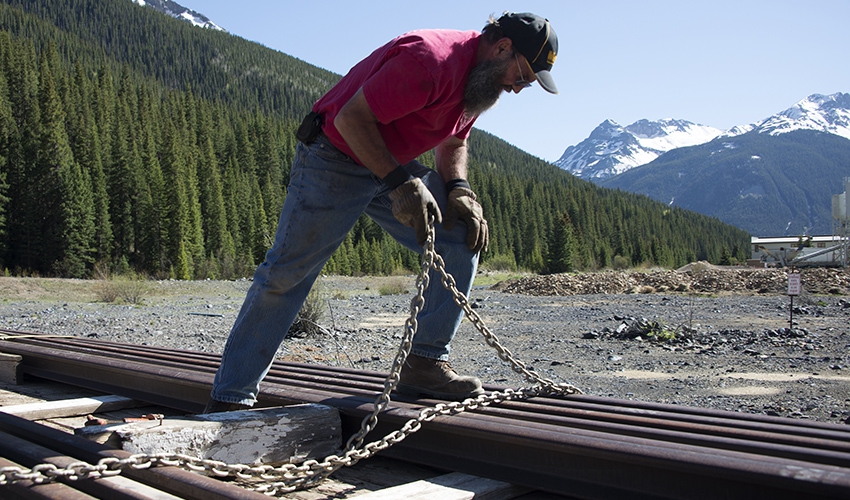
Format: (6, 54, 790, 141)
(751, 235, 846, 267)
(750, 179, 850, 268)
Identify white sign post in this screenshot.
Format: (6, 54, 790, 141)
(787, 273, 801, 296)
(787, 273, 801, 329)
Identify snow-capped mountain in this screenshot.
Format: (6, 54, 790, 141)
(554, 119, 723, 180)
(745, 93, 850, 140)
(557, 92, 850, 181)
(129, 0, 225, 31)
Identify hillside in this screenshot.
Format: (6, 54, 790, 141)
(600, 130, 850, 236)
(0, 0, 751, 279)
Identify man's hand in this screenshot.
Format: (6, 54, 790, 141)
(390, 178, 442, 246)
(444, 187, 489, 253)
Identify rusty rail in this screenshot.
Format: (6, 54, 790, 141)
(2, 330, 850, 499)
(0, 413, 271, 500)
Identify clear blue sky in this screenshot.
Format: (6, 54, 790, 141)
(178, 0, 849, 163)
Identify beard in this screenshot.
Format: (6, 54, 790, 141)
(463, 55, 513, 117)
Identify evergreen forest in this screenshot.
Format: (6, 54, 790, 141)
(0, 0, 751, 280)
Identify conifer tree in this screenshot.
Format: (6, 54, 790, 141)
(545, 212, 577, 274)
(5, 40, 41, 272)
(69, 62, 113, 266)
(0, 73, 10, 262)
(107, 96, 136, 263)
(248, 173, 269, 264)
(37, 46, 94, 276)
(93, 68, 116, 183)
(57, 160, 96, 277)
(181, 135, 206, 275)
(254, 115, 284, 236)
(160, 117, 193, 277)
(222, 155, 253, 271)
(195, 104, 234, 267)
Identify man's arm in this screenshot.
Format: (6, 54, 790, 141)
(335, 87, 441, 245)
(435, 135, 469, 184)
(438, 135, 489, 253)
(333, 88, 399, 179)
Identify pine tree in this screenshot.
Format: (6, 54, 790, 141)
(222, 155, 254, 272)
(719, 246, 732, 266)
(177, 90, 206, 274)
(195, 105, 234, 267)
(106, 96, 136, 263)
(5, 40, 41, 273)
(69, 62, 113, 266)
(135, 86, 165, 274)
(248, 173, 269, 264)
(57, 160, 96, 277)
(255, 115, 284, 236)
(519, 212, 544, 272)
(37, 46, 94, 276)
(0, 69, 13, 265)
(160, 117, 193, 277)
(545, 212, 577, 274)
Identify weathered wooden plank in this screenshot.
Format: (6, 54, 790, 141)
(0, 394, 142, 420)
(354, 471, 531, 500)
(0, 352, 22, 384)
(76, 404, 342, 466)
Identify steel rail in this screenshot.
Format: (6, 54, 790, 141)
(0, 413, 272, 500)
(0, 455, 97, 500)
(0, 429, 177, 500)
(70, 339, 850, 437)
(2, 332, 850, 499)
(7, 333, 850, 451)
(6, 333, 850, 449)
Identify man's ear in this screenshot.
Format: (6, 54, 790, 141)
(486, 37, 513, 59)
(495, 37, 513, 54)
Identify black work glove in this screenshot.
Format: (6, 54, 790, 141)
(389, 177, 442, 246)
(444, 184, 489, 254)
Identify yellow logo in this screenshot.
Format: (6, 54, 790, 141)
(547, 50, 557, 66)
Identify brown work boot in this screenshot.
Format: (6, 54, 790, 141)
(396, 354, 484, 400)
(202, 398, 252, 414)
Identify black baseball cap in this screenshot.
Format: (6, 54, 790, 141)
(497, 12, 559, 94)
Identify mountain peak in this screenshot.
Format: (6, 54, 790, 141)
(750, 92, 850, 140)
(555, 118, 722, 180)
(557, 92, 850, 181)
(130, 0, 225, 31)
(588, 120, 625, 140)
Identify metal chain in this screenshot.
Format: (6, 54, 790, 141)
(0, 217, 582, 494)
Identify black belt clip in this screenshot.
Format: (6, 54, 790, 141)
(296, 111, 324, 144)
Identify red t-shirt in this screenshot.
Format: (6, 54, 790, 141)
(313, 29, 481, 166)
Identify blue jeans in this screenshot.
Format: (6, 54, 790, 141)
(210, 135, 479, 405)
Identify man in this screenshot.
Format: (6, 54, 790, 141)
(205, 12, 559, 412)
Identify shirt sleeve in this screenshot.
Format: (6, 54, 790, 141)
(455, 117, 476, 140)
(361, 51, 436, 125)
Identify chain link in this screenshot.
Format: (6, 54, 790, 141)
(0, 216, 582, 494)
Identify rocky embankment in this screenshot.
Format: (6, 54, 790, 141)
(497, 263, 850, 296)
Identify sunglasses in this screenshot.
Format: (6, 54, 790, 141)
(514, 53, 533, 89)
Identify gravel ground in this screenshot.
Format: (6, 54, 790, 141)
(1, 268, 849, 425)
